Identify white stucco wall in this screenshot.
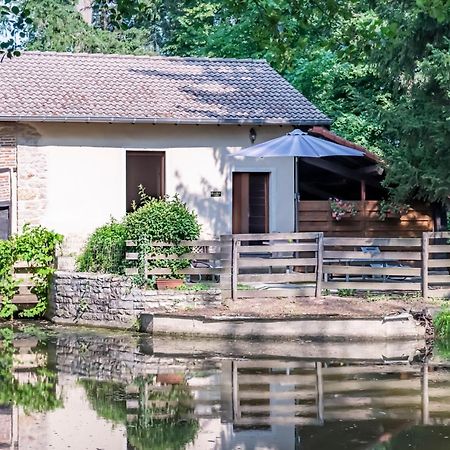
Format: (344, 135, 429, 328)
(17, 122, 295, 253)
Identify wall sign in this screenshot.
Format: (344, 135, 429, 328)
(210, 191, 222, 198)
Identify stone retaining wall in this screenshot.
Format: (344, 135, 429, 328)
(48, 271, 221, 329)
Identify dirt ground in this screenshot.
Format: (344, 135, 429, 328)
(170, 295, 447, 319)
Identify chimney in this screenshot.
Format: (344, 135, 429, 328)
(76, 0, 93, 25)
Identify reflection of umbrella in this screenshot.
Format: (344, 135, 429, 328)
(233, 129, 365, 230)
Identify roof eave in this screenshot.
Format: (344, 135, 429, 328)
(0, 115, 332, 126)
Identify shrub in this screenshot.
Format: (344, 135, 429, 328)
(77, 220, 127, 274)
(125, 195, 200, 244)
(125, 195, 201, 281)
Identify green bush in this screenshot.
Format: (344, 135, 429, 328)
(77, 220, 127, 274)
(76, 195, 201, 282)
(125, 195, 200, 244)
(125, 195, 201, 281)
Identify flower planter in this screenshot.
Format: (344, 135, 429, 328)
(156, 278, 184, 290)
(156, 373, 184, 385)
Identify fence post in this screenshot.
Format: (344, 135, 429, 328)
(315, 232, 324, 298)
(220, 235, 233, 301)
(231, 236, 240, 301)
(421, 232, 429, 299)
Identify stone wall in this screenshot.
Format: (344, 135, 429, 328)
(17, 145, 47, 229)
(49, 271, 221, 330)
(0, 125, 17, 204)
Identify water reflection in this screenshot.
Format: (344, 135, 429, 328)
(1, 325, 450, 449)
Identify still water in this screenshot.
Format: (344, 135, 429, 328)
(1, 324, 450, 450)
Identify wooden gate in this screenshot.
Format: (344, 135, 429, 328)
(232, 232, 321, 299)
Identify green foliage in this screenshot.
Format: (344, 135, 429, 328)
(436, 338, 450, 360)
(24, 0, 154, 54)
(125, 192, 201, 281)
(77, 190, 200, 284)
(0, 326, 63, 412)
(77, 220, 127, 274)
(125, 194, 200, 244)
(81, 376, 199, 450)
(17, 0, 450, 203)
(0, 0, 31, 59)
(80, 378, 127, 423)
(434, 308, 450, 338)
(337, 288, 356, 297)
(377, 200, 410, 220)
(0, 224, 63, 320)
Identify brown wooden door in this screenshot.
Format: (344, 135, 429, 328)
(126, 151, 165, 211)
(232, 172, 269, 234)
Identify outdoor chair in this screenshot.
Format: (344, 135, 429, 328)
(359, 246, 406, 281)
(188, 246, 220, 283)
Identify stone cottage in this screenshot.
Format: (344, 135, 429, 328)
(0, 51, 332, 251)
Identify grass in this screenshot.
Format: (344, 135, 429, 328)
(434, 308, 450, 338)
(176, 282, 215, 291)
(436, 338, 450, 360)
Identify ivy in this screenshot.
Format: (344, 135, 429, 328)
(0, 225, 63, 320)
(0, 326, 63, 412)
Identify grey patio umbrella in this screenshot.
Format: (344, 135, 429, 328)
(233, 129, 365, 231)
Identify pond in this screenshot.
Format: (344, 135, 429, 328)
(1, 324, 450, 450)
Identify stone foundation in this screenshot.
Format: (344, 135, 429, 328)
(17, 145, 48, 228)
(48, 271, 221, 329)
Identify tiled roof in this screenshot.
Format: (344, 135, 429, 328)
(0, 51, 331, 125)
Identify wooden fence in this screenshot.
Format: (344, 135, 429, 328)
(231, 232, 320, 298)
(125, 231, 450, 299)
(125, 238, 232, 297)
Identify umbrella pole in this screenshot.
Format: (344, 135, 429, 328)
(294, 156, 299, 232)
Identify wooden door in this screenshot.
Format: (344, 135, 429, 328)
(232, 172, 269, 234)
(126, 151, 165, 211)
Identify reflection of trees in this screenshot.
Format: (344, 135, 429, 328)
(0, 327, 62, 413)
(436, 339, 450, 360)
(81, 375, 199, 450)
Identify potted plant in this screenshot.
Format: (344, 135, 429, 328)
(329, 197, 358, 221)
(156, 276, 184, 290)
(377, 200, 409, 220)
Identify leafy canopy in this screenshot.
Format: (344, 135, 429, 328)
(7, 0, 450, 203)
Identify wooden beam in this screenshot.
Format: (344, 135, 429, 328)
(302, 158, 379, 187)
(357, 165, 384, 176)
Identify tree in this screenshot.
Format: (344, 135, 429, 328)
(368, 0, 450, 203)
(0, 0, 31, 59)
(10, 0, 450, 202)
(24, 0, 154, 54)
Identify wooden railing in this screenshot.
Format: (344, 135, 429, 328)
(125, 238, 231, 296)
(298, 200, 434, 237)
(125, 232, 450, 299)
